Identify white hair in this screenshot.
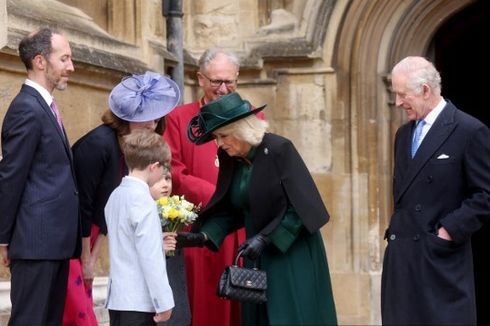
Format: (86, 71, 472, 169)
(216, 114, 268, 146)
(392, 56, 442, 95)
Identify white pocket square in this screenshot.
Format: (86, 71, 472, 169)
(436, 154, 450, 159)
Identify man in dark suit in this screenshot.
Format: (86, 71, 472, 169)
(0, 27, 80, 325)
(381, 56, 490, 325)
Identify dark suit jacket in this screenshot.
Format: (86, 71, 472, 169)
(199, 133, 329, 236)
(382, 101, 490, 325)
(0, 84, 80, 259)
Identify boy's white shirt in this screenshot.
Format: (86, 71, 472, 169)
(104, 175, 174, 312)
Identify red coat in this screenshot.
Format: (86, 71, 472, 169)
(164, 99, 263, 326)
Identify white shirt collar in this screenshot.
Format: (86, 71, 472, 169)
(124, 175, 150, 188)
(24, 79, 53, 107)
(423, 98, 447, 126)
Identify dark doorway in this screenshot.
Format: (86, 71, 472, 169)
(433, 0, 490, 127)
(433, 1, 490, 325)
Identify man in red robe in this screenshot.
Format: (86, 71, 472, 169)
(163, 48, 263, 326)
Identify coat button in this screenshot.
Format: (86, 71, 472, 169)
(427, 176, 433, 183)
(413, 234, 420, 241)
(415, 204, 422, 211)
(389, 234, 396, 241)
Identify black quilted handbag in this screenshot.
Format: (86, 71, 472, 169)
(217, 250, 267, 303)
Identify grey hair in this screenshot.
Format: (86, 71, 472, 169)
(216, 114, 268, 146)
(198, 48, 240, 74)
(392, 56, 442, 95)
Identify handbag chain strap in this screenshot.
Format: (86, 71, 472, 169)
(234, 250, 259, 270)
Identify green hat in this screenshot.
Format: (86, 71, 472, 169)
(187, 92, 266, 145)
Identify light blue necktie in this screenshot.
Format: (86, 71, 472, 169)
(411, 120, 426, 158)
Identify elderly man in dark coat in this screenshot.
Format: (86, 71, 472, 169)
(382, 56, 490, 325)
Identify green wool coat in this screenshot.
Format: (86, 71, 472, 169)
(200, 135, 337, 326)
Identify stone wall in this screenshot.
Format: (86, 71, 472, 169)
(0, 0, 477, 324)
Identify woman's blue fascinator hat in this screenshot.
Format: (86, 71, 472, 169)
(109, 71, 180, 122)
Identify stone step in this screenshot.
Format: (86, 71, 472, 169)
(0, 277, 110, 325)
(94, 302, 110, 326)
(0, 303, 109, 326)
(0, 310, 108, 325)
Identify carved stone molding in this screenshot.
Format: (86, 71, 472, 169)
(4, 0, 173, 74)
(0, 0, 6, 49)
(247, 0, 336, 60)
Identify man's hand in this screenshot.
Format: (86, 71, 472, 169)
(437, 226, 453, 241)
(176, 232, 207, 248)
(0, 246, 9, 267)
(238, 234, 270, 260)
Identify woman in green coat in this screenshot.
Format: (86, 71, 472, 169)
(179, 92, 337, 326)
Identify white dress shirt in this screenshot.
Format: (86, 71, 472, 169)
(417, 98, 447, 144)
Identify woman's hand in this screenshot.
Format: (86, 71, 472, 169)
(163, 232, 177, 254)
(238, 234, 270, 260)
(176, 231, 207, 248)
(81, 234, 106, 288)
(81, 237, 95, 287)
(82, 257, 96, 288)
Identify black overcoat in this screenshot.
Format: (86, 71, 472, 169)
(381, 102, 490, 325)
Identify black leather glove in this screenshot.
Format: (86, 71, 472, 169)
(176, 232, 207, 248)
(238, 234, 270, 260)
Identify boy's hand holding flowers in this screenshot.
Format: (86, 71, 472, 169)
(162, 232, 177, 254)
(156, 195, 201, 256)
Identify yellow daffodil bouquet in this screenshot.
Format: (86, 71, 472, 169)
(156, 195, 201, 255)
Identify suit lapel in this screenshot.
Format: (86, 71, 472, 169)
(395, 103, 457, 202)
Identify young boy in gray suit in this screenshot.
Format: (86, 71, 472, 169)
(105, 129, 174, 325)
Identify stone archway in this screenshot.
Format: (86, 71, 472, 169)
(330, 0, 475, 323)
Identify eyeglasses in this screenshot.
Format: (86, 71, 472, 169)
(201, 73, 237, 88)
